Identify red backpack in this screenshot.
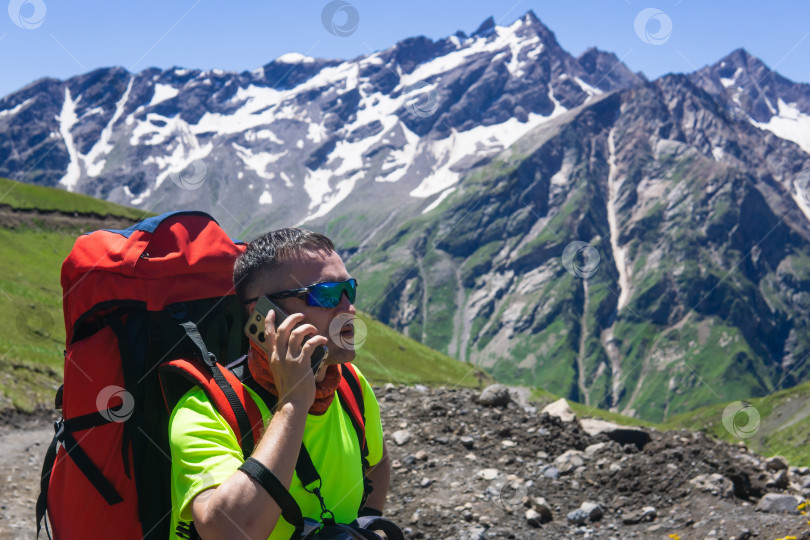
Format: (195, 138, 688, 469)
(36, 211, 369, 539)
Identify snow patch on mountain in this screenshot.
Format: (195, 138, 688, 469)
(377, 124, 420, 183)
(792, 178, 810, 223)
(131, 112, 196, 146)
(232, 143, 287, 180)
(131, 187, 151, 205)
(751, 98, 810, 154)
(57, 88, 81, 191)
(276, 52, 315, 64)
(303, 61, 359, 97)
(149, 83, 179, 107)
(398, 23, 542, 89)
(720, 67, 743, 89)
(607, 129, 630, 310)
(302, 115, 398, 216)
(244, 129, 283, 145)
(154, 141, 213, 189)
(307, 122, 327, 144)
(574, 77, 603, 96)
(300, 170, 364, 224)
(85, 77, 133, 177)
(259, 190, 273, 205)
(195, 85, 283, 135)
(0, 98, 32, 118)
(410, 108, 566, 198)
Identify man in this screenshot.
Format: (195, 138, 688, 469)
(168, 228, 390, 539)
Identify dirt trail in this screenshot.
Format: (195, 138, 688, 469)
(0, 205, 137, 232)
(0, 414, 56, 540)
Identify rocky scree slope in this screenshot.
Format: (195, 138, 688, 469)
(379, 384, 810, 539)
(2, 385, 808, 540)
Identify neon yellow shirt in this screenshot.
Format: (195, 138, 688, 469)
(168, 365, 383, 540)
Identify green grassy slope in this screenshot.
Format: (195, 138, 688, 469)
(0, 226, 75, 410)
(661, 380, 810, 467)
(0, 179, 489, 411)
(0, 177, 145, 219)
(352, 311, 490, 388)
(0, 177, 149, 410)
(529, 384, 810, 466)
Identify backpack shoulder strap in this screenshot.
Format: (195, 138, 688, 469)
(159, 355, 263, 459)
(337, 363, 375, 510)
(338, 363, 367, 455)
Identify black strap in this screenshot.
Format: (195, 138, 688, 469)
(35, 422, 61, 538)
(181, 322, 256, 458)
(242, 372, 321, 493)
(105, 312, 139, 479)
(238, 457, 305, 538)
(294, 444, 320, 489)
(241, 366, 377, 526)
(62, 430, 124, 506)
(174, 520, 201, 540)
(37, 407, 120, 531)
(62, 409, 118, 432)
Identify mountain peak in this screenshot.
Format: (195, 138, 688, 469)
(716, 47, 764, 72)
(472, 16, 495, 36)
(523, 9, 541, 24)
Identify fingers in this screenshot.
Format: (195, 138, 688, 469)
(300, 334, 328, 361)
(288, 323, 322, 357)
(263, 310, 277, 357)
(268, 312, 325, 361)
(265, 311, 299, 360)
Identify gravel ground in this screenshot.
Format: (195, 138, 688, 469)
(2, 386, 809, 540)
(0, 410, 58, 540)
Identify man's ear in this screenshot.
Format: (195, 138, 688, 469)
(242, 300, 256, 318)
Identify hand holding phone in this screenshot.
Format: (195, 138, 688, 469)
(244, 296, 328, 374)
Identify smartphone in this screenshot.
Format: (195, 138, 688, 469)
(244, 296, 328, 374)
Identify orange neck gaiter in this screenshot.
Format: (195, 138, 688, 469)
(247, 347, 341, 415)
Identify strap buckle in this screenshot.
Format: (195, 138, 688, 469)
(53, 420, 64, 442)
(311, 487, 334, 523)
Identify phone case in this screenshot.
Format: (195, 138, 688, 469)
(244, 297, 328, 373)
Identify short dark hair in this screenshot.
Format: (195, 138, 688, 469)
(233, 228, 335, 303)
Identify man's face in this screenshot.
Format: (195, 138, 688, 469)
(245, 248, 358, 374)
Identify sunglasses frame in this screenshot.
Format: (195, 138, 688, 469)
(244, 278, 357, 308)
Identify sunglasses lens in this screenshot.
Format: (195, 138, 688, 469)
(307, 279, 357, 307)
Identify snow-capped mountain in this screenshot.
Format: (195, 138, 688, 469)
(348, 66, 810, 422)
(4, 11, 810, 421)
(0, 11, 641, 235)
(692, 48, 810, 156)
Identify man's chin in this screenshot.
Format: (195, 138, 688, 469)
(326, 347, 356, 365)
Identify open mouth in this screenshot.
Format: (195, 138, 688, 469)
(340, 323, 354, 336)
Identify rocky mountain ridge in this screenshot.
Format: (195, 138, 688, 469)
(4, 12, 810, 422)
(0, 11, 640, 237)
(348, 57, 810, 421)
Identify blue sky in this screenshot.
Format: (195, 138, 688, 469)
(1, 0, 809, 98)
